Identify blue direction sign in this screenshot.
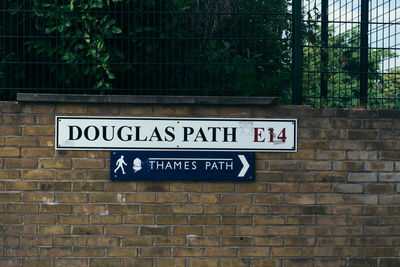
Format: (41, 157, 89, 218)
(110, 151, 254, 181)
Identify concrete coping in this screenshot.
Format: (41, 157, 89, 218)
(17, 93, 281, 106)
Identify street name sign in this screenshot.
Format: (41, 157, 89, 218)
(56, 117, 297, 152)
(110, 151, 254, 181)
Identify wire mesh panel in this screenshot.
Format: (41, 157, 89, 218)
(0, 0, 292, 100)
(302, 0, 400, 108)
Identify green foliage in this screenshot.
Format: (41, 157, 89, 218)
(1, 0, 291, 97)
(303, 25, 397, 108)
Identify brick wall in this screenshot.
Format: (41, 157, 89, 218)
(1, 101, 400, 267)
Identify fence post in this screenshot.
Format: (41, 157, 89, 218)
(293, 0, 303, 105)
(360, 0, 369, 106)
(320, 0, 328, 98)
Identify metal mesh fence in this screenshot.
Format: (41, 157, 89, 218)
(2, 0, 400, 108)
(302, 0, 400, 108)
(0, 0, 292, 101)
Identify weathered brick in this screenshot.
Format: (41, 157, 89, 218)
(286, 194, 315, 204)
(25, 215, 56, 224)
(6, 159, 38, 169)
(23, 126, 54, 136)
(125, 193, 156, 203)
(253, 258, 281, 267)
(156, 258, 186, 267)
(138, 182, 170, 192)
(334, 161, 365, 171)
(87, 237, 119, 247)
(22, 192, 54, 202)
(0, 148, 20, 157)
(315, 150, 346, 160)
(348, 151, 378, 160)
(122, 236, 153, 246)
(58, 193, 88, 203)
(173, 204, 203, 214)
(171, 182, 203, 192)
(22, 148, 54, 158)
(55, 259, 88, 267)
(173, 247, 203, 256)
(299, 140, 330, 149)
(140, 226, 169, 235)
(108, 204, 138, 214)
(222, 216, 252, 225)
(0, 214, 22, 224)
(141, 247, 171, 257)
(74, 248, 104, 257)
(122, 258, 152, 267)
(56, 104, 88, 114)
(0, 126, 21, 135)
(238, 226, 268, 236)
(106, 181, 136, 192)
(157, 193, 188, 203)
(39, 159, 71, 169)
(189, 237, 219, 246)
(269, 160, 301, 171)
(287, 216, 314, 225)
(269, 226, 299, 235)
(0, 193, 20, 202)
(40, 225, 70, 235)
(125, 215, 155, 224)
(188, 258, 218, 267)
(22, 259, 51, 267)
(348, 172, 377, 182)
(8, 203, 38, 213)
(73, 159, 105, 169)
(91, 193, 122, 203)
(41, 204, 72, 214)
(365, 184, 393, 193)
(0, 170, 20, 179)
(379, 173, 400, 182)
(106, 225, 138, 235)
(72, 226, 103, 235)
(41, 248, 72, 257)
(255, 216, 285, 225)
(204, 183, 235, 192)
(21, 236, 52, 247)
(270, 183, 298, 193)
(39, 181, 71, 191)
(272, 247, 302, 256)
(58, 215, 90, 225)
(89, 105, 120, 115)
(190, 215, 219, 225)
(204, 204, 235, 214)
(156, 237, 186, 246)
(74, 182, 104, 192)
(74, 204, 106, 214)
(366, 162, 393, 171)
(23, 170, 54, 180)
(334, 184, 363, 194)
(141, 205, 171, 214)
(237, 183, 268, 193)
(107, 248, 138, 257)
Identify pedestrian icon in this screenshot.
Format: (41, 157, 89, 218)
(133, 158, 142, 172)
(114, 155, 127, 174)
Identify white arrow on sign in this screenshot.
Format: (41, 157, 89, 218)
(238, 155, 250, 177)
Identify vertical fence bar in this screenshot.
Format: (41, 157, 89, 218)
(320, 0, 328, 98)
(293, 0, 303, 105)
(360, 0, 369, 106)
